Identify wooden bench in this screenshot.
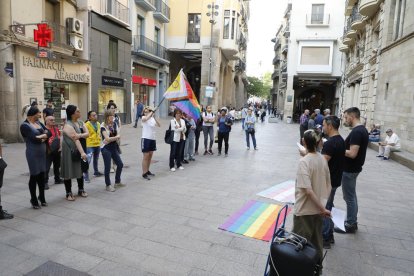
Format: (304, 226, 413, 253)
(368, 142, 414, 171)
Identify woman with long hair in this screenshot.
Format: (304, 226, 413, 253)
(101, 110, 124, 191)
(61, 105, 89, 201)
(20, 107, 49, 208)
(141, 106, 160, 180)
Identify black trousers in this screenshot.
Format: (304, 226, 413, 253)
(64, 178, 84, 195)
(169, 140, 184, 168)
(217, 132, 229, 154)
(194, 128, 201, 152)
(0, 164, 4, 206)
(29, 173, 45, 203)
(45, 151, 61, 183)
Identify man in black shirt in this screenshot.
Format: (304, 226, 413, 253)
(321, 116, 345, 248)
(335, 107, 368, 234)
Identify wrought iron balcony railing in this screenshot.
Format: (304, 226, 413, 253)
(132, 35, 168, 61)
(154, 0, 170, 23)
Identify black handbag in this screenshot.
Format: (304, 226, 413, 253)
(165, 121, 175, 144)
(268, 229, 322, 276)
(247, 127, 255, 134)
(0, 158, 7, 170)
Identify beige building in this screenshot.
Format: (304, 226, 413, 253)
(339, 0, 414, 153)
(0, 0, 91, 141)
(166, 0, 249, 110)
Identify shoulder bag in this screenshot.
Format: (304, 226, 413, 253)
(164, 121, 174, 144)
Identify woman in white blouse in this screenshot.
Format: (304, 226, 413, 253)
(169, 109, 186, 172)
(141, 106, 160, 180)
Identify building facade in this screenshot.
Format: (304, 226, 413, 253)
(272, 1, 345, 122)
(84, 0, 132, 123)
(0, 0, 91, 141)
(340, 0, 414, 153)
(131, 0, 170, 118)
(166, 0, 249, 111)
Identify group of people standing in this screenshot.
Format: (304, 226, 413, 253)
(293, 107, 369, 271)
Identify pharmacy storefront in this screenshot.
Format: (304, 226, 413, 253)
(16, 48, 90, 124)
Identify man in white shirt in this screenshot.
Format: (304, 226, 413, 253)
(202, 105, 216, 155)
(377, 129, 401, 160)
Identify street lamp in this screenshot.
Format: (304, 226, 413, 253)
(206, 2, 219, 106)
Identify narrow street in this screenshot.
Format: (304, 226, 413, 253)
(0, 119, 413, 275)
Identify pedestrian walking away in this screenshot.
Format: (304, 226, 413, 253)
(20, 107, 49, 209)
(141, 106, 160, 180)
(202, 105, 215, 155)
(133, 99, 144, 128)
(0, 143, 13, 219)
(101, 110, 124, 191)
(61, 105, 89, 201)
(335, 107, 368, 234)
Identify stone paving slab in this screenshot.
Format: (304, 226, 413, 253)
(0, 119, 413, 275)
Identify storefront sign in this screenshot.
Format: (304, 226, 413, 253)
(22, 56, 90, 83)
(205, 86, 215, 98)
(102, 76, 124, 87)
(132, 75, 157, 86)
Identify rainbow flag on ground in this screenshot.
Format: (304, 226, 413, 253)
(219, 200, 291, 242)
(257, 180, 296, 204)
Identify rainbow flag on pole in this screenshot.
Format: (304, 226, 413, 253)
(219, 200, 291, 242)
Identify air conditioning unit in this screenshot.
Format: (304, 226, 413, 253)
(66, 18, 83, 36)
(69, 34, 84, 51)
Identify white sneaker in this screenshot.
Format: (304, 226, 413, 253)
(114, 182, 126, 188)
(178, 166, 184, 170)
(247, 147, 250, 150)
(106, 185, 115, 192)
(170, 168, 176, 172)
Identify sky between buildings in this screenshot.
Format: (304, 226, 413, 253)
(246, 0, 287, 78)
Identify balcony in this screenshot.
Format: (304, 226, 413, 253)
(153, 0, 170, 23)
(339, 44, 349, 53)
(272, 57, 280, 65)
(359, 0, 380, 18)
(235, 59, 246, 72)
(350, 6, 365, 31)
(306, 14, 330, 26)
(345, 17, 357, 40)
(345, 0, 358, 15)
(271, 70, 280, 80)
(282, 45, 288, 54)
(283, 25, 290, 38)
(280, 81, 287, 89)
(132, 35, 169, 64)
(102, 0, 130, 27)
(273, 39, 281, 50)
(284, 3, 292, 19)
(134, 0, 156, 11)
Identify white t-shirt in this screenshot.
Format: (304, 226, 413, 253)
(202, 112, 215, 127)
(142, 117, 156, 140)
(385, 133, 401, 149)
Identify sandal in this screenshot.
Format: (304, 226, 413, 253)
(66, 193, 75, 201)
(78, 191, 88, 198)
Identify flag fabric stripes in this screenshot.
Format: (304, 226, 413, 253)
(163, 69, 188, 100)
(219, 200, 291, 242)
(256, 180, 296, 204)
(172, 100, 201, 120)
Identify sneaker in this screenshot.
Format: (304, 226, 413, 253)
(44, 183, 50, 190)
(323, 239, 331, 249)
(182, 160, 189, 164)
(254, 147, 258, 150)
(114, 182, 126, 188)
(195, 151, 199, 155)
(217, 152, 221, 156)
(133, 125, 137, 128)
(208, 149, 214, 155)
(142, 173, 150, 180)
(84, 178, 90, 183)
(383, 157, 389, 160)
(376, 154, 384, 157)
(170, 168, 176, 172)
(334, 223, 358, 234)
(106, 185, 115, 192)
(203, 151, 208, 156)
(0, 209, 14, 220)
(247, 147, 250, 150)
(110, 168, 115, 173)
(178, 166, 184, 170)
(54, 179, 63, 184)
(189, 157, 196, 161)
(93, 172, 104, 177)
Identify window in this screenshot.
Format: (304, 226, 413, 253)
(300, 47, 330, 65)
(109, 37, 118, 71)
(137, 16, 144, 36)
(154, 27, 160, 44)
(187, 14, 201, 43)
(223, 10, 230, 39)
(392, 0, 406, 40)
(231, 17, 235, 39)
(98, 89, 125, 114)
(311, 4, 324, 24)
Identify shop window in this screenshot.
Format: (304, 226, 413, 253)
(109, 37, 118, 71)
(44, 81, 69, 125)
(98, 89, 125, 114)
(187, 14, 201, 43)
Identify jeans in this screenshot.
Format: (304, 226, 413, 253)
(134, 116, 142, 127)
(322, 187, 337, 240)
(241, 118, 245, 130)
(217, 132, 229, 154)
(341, 172, 359, 225)
(87, 146, 101, 175)
(202, 126, 214, 150)
(101, 146, 123, 186)
(170, 140, 184, 168)
(245, 130, 257, 148)
(45, 151, 61, 183)
(184, 136, 195, 160)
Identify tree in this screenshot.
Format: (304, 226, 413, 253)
(246, 73, 272, 98)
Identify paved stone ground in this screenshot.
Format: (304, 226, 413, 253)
(0, 118, 413, 276)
